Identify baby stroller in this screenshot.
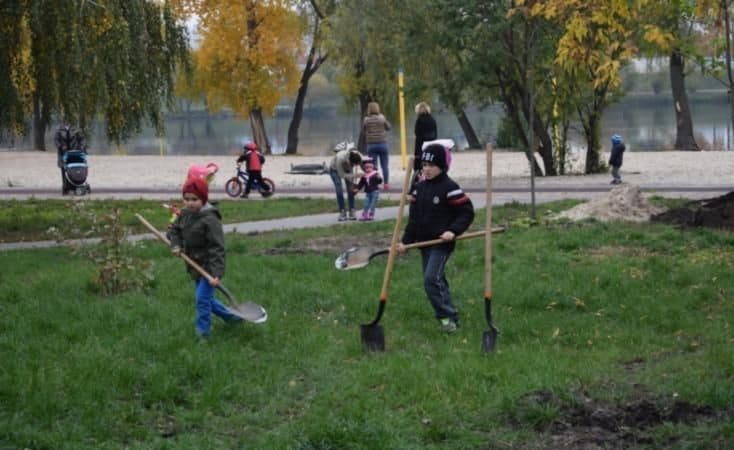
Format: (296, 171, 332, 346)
(61, 149, 91, 195)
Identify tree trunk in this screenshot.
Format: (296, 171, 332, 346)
(583, 111, 602, 174)
(249, 108, 271, 154)
(531, 106, 556, 176)
(357, 92, 370, 153)
(670, 50, 699, 150)
(32, 94, 46, 151)
(724, 1, 734, 147)
(286, 17, 327, 155)
(454, 108, 481, 149)
(204, 98, 213, 137)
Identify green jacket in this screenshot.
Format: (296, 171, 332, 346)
(169, 203, 225, 280)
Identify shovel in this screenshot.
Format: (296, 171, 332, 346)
(135, 213, 267, 324)
(335, 228, 506, 270)
(482, 144, 499, 352)
(360, 158, 414, 351)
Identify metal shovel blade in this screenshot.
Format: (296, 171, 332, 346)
(482, 325, 499, 352)
(360, 323, 385, 351)
(335, 247, 374, 270)
(229, 301, 268, 324)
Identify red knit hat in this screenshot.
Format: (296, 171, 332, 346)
(182, 176, 209, 204)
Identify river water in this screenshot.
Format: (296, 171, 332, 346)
(13, 91, 734, 156)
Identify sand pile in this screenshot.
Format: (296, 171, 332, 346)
(556, 184, 666, 223)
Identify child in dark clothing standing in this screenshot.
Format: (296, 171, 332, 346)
(236, 141, 266, 198)
(169, 177, 242, 338)
(352, 158, 383, 221)
(396, 143, 474, 333)
(609, 134, 626, 185)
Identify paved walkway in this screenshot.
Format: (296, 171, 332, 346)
(1, 183, 730, 252)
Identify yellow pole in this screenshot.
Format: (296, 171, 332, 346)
(398, 69, 407, 169)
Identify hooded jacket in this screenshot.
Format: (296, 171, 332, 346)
(402, 172, 474, 250)
(609, 142, 626, 167)
(169, 203, 225, 280)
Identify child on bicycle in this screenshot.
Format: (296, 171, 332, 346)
(236, 142, 266, 198)
(352, 158, 382, 221)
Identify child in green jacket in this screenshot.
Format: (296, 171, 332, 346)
(169, 177, 242, 338)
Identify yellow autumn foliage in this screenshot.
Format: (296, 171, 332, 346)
(175, 0, 304, 117)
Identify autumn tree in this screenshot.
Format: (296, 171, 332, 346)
(0, 0, 189, 150)
(324, 0, 406, 151)
(696, 1, 734, 144)
(642, 0, 700, 150)
(529, 0, 669, 173)
(285, 0, 331, 154)
(176, 0, 303, 154)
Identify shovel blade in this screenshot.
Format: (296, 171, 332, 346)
(228, 301, 268, 324)
(482, 327, 498, 352)
(335, 247, 373, 270)
(360, 323, 385, 351)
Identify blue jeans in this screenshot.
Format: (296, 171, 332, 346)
(367, 142, 389, 185)
(194, 277, 241, 336)
(329, 169, 355, 211)
(420, 246, 458, 322)
(363, 190, 379, 214)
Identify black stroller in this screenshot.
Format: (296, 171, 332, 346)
(55, 124, 91, 195)
(61, 149, 91, 195)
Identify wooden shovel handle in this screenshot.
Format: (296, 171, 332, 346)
(485, 144, 493, 298)
(402, 228, 504, 252)
(135, 213, 217, 285)
(380, 158, 414, 301)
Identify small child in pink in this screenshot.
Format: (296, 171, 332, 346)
(353, 158, 383, 220)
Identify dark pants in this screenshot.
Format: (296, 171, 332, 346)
(329, 169, 355, 211)
(367, 142, 389, 185)
(245, 170, 263, 195)
(420, 245, 458, 322)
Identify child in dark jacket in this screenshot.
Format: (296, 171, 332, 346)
(169, 177, 242, 338)
(609, 134, 626, 184)
(352, 158, 383, 220)
(236, 141, 266, 198)
(396, 143, 474, 333)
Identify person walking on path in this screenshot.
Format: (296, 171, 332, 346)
(329, 146, 363, 221)
(609, 134, 626, 185)
(413, 102, 437, 177)
(396, 143, 474, 333)
(363, 102, 392, 190)
(169, 177, 243, 339)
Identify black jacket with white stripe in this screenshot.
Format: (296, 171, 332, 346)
(402, 172, 474, 250)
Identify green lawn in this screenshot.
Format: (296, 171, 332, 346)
(1, 201, 733, 449)
(0, 197, 397, 243)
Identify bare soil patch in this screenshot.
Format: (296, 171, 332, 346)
(652, 191, 734, 230)
(513, 388, 725, 449)
(259, 234, 390, 256)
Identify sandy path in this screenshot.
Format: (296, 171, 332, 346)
(1, 150, 733, 192)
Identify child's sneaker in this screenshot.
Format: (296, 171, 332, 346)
(359, 211, 370, 221)
(368, 212, 375, 221)
(440, 318, 458, 334)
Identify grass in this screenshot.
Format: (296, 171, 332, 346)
(0, 197, 397, 243)
(1, 200, 733, 448)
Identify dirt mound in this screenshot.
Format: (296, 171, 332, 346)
(652, 191, 734, 229)
(556, 184, 666, 223)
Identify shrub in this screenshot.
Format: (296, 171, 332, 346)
(48, 202, 153, 296)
